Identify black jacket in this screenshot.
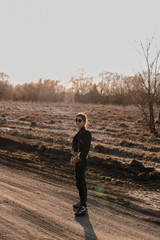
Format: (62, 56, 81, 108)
(72, 126, 92, 169)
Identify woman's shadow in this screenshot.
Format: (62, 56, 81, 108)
(75, 210, 98, 240)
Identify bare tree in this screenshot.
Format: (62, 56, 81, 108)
(132, 37, 160, 134)
(98, 72, 126, 96)
(98, 71, 112, 96)
(0, 72, 12, 100)
(70, 69, 93, 94)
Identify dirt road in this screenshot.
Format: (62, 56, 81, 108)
(0, 163, 160, 240)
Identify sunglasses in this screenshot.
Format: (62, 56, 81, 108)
(74, 118, 83, 123)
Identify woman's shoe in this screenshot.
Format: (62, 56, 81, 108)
(75, 206, 87, 216)
(73, 202, 80, 208)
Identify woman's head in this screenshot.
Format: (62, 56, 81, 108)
(74, 113, 88, 130)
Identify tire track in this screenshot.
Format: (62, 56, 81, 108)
(0, 163, 160, 240)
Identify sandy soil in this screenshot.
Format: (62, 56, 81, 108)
(0, 102, 160, 239)
(0, 163, 160, 240)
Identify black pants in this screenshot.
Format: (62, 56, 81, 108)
(75, 164, 87, 207)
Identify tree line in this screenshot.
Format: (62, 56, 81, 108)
(0, 74, 65, 102)
(70, 70, 134, 105)
(0, 71, 135, 105)
(1, 37, 160, 134)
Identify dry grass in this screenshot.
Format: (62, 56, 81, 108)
(0, 101, 160, 172)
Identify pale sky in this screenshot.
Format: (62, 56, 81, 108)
(0, 0, 160, 86)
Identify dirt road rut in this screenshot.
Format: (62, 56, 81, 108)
(0, 163, 160, 240)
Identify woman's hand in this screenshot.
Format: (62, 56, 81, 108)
(70, 156, 74, 166)
(70, 153, 80, 166)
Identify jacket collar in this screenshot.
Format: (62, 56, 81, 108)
(78, 126, 85, 134)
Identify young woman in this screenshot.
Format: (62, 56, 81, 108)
(70, 113, 92, 216)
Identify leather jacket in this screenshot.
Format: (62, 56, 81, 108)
(72, 126, 92, 169)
